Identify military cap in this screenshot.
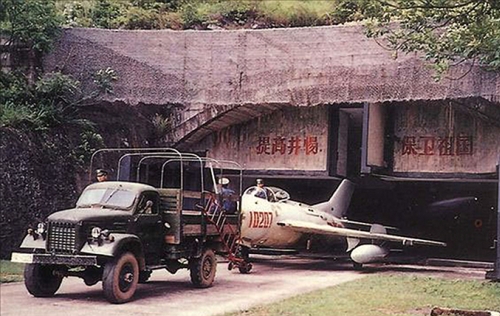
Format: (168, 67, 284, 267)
(96, 169, 108, 177)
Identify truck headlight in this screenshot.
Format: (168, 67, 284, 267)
(90, 227, 113, 244)
(91, 227, 102, 239)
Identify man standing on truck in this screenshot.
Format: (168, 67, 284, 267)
(220, 178, 236, 214)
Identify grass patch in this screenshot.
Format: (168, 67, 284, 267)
(224, 275, 500, 316)
(0, 260, 24, 283)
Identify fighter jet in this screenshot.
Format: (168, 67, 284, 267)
(239, 179, 446, 266)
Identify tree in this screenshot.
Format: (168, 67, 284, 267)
(0, 0, 61, 54)
(361, 0, 500, 78)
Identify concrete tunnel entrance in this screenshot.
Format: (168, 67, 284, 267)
(184, 99, 500, 264)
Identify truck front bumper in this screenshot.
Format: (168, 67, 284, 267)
(11, 252, 97, 266)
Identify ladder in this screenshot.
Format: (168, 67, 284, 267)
(203, 193, 252, 272)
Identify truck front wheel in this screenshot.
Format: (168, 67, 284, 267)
(24, 264, 63, 297)
(189, 248, 216, 288)
(102, 252, 139, 303)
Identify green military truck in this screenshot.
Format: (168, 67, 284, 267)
(11, 148, 249, 303)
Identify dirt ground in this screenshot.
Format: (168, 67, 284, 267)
(0, 255, 492, 316)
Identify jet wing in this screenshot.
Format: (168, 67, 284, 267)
(338, 219, 399, 231)
(278, 220, 446, 247)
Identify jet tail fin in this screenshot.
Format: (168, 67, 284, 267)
(312, 179, 355, 218)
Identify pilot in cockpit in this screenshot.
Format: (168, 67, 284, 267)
(254, 178, 267, 200)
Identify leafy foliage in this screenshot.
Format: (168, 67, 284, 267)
(363, 0, 500, 77)
(0, 70, 114, 130)
(0, 0, 61, 53)
(91, 0, 122, 28)
(71, 130, 104, 167)
(152, 113, 172, 138)
(93, 67, 118, 94)
(0, 101, 48, 130)
(53, 0, 373, 30)
(2, 72, 80, 129)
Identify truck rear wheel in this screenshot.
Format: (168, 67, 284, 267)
(102, 252, 139, 303)
(189, 248, 216, 288)
(24, 264, 63, 297)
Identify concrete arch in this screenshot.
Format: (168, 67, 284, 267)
(172, 102, 288, 149)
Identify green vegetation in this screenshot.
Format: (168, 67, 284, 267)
(53, 0, 364, 30)
(0, 260, 24, 283)
(1, 71, 85, 130)
(0, 0, 61, 54)
(363, 1, 500, 78)
(225, 275, 500, 316)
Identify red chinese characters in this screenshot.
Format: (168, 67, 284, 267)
(401, 135, 473, 156)
(256, 135, 320, 155)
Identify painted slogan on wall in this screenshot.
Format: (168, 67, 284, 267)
(393, 103, 499, 174)
(255, 135, 320, 156)
(207, 107, 329, 171)
(401, 135, 473, 157)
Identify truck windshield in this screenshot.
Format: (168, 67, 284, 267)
(76, 188, 136, 210)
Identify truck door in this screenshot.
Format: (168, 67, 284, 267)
(134, 192, 163, 263)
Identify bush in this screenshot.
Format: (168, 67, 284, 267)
(93, 67, 118, 94)
(0, 71, 31, 106)
(0, 71, 89, 130)
(60, 1, 94, 27)
(116, 6, 159, 29)
(71, 130, 104, 167)
(0, 102, 48, 130)
(152, 113, 172, 138)
(180, 1, 211, 29)
(90, 0, 122, 28)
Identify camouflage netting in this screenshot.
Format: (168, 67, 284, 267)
(45, 26, 500, 107)
(0, 128, 80, 259)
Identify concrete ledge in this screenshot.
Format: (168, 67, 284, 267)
(431, 307, 499, 316)
(426, 258, 494, 269)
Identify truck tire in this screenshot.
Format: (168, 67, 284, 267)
(238, 262, 253, 274)
(237, 245, 252, 274)
(24, 264, 63, 297)
(189, 248, 216, 288)
(102, 252, 139, 303)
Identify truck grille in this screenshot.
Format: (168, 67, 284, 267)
(48, 222, 77, 254)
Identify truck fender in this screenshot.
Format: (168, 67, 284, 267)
(19, 234, 46, 250)
(80, 234, 144, 260)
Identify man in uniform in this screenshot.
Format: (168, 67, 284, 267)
(219, 177, 237, 213)
(255, 178, 267, 199)
(96, 169, 109, 182)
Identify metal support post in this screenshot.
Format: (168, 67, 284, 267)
(486, 157, 500, 281)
